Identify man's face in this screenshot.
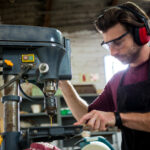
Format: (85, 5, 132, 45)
(102, 23, 142, 64)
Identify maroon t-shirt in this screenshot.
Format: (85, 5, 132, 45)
(88, 59, 149, 112)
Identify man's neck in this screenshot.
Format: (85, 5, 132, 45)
(130, 44, 150, 67)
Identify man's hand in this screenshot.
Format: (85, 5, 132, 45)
(74, 110, 115, 131)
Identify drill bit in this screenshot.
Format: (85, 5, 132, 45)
(49, 115, 53, 126)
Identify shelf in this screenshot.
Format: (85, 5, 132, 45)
(91, 131, 117, 136)
(20, 113, 49, 117)
(60, 115, 73, 118)
(79, 93, 98, 97)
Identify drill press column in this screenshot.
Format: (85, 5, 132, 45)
(1, 75, 22, 150)
(3, 75, 21, 132)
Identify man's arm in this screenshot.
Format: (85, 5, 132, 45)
(59, 81, 88, 121)
(75, 111, 150, 132)
(120, 112, 150, 132)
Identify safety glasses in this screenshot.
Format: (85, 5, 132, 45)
(101, 32, 129, 50)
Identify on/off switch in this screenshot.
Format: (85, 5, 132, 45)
(22, 54, 35, 62)
(23, 55, 29, 60)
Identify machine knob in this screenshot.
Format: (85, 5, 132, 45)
(39, 63, 49, 74)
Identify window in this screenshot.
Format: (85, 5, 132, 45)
(104, 55, 128, 83)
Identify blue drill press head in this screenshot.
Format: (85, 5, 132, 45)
(0, 24, 72, 82)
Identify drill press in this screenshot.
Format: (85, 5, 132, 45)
(0, 25, 82, 150)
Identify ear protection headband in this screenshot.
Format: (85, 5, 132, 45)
(118, 5, 150, 45)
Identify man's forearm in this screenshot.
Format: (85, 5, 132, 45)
(59, 81, 88, 121)
(120, 112, 150, 132)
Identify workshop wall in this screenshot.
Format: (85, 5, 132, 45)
(0, 0, 149, 31)
(63, 30, 109, 92)
(49, 0, 111, 32)
(49, 0, 111, 92)
(0, 0, 45, 26)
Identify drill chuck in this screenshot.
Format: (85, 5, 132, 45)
(45, 96, 57, 116)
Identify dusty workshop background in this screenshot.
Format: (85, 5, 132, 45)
(0, 0, 150, 92)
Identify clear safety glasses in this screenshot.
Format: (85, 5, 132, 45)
(101, 32, 129, 50)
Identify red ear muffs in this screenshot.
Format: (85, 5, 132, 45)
(134, 27, 149, 45)
(139, 27, 149, 44)
(118, 5, 150, 45)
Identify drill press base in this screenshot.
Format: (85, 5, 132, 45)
(21, 125, 83, 144)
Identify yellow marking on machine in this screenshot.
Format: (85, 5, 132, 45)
(22, 54, 35, 63)
(0, 135, 3, 146)
(4, 60, 13, 67)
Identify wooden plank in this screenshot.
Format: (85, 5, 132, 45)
(110, 0, 119, 6)
(0, 77, 4, 133)
(43, 0, 52, 27)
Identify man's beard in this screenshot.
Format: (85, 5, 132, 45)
(114, 44, 142, 65)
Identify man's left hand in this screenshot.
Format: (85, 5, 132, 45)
(74, 110, 115, 131)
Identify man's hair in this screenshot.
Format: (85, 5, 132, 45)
(95, 1, 149, 33)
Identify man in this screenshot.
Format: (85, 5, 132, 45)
(59, 2, 150, 150)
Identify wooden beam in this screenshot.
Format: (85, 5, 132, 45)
(43, 0, 52, 27)
(110, 0, 119, 6)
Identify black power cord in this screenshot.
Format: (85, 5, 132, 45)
(0, 64, 32, 91)
(18, 81, 45, 102)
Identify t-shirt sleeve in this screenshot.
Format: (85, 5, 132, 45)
(88, 82, 115, 112)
